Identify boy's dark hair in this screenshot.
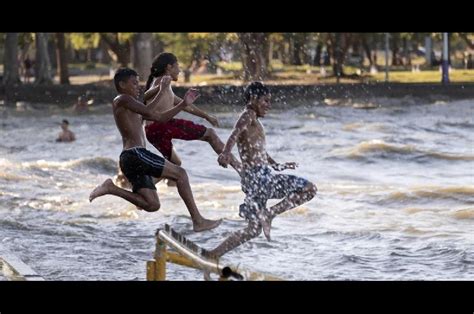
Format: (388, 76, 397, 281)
(114, 68, 138, 92)
(243, 81, 269, 103)
(62, 119, 69, 125)
(145, 52, 178, 93)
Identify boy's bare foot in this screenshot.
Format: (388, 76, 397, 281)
(193, 218, 222, 232)
(89, 179, 115, 202)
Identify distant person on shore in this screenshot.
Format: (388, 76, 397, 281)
(208, 82, 318, 258)
(467, 53, 473, 70)
(142, 52, 242, 186)
(89, 68, 221, 232)
(56, 119, 76, 142)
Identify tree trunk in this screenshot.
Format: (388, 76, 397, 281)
(403, 38, 411, 66)
(314, 43, 322, 66)
(333, 33, 344, 79)
(361, 36, 373, 66)
(132, 33, 153, 82)
(293, 33, 309, 65)
(55, 33, 70, 85)
(3, 33, 22, 85)
(100, 33, 131, 67)
(238, 33, 270, 81)
(292, 40, 303, 65)
(35, 33, 53, 85)
(98, 38, 112, 63)
(391, 34, 402, 66)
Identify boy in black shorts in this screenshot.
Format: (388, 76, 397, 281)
(89, 68, 221, 232)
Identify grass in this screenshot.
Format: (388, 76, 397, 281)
(369, 69, 474, 83)
(3, 61, 474, 86)
(183, 58, 474, 86)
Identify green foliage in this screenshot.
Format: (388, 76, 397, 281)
(158, 33, 237, 67)
(69, 33, 100, 50)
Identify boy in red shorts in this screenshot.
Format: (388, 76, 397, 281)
(143, 53, 242, 180)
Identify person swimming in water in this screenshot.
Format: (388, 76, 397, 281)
(56, 119, 76, 142)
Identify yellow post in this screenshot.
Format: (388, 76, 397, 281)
(146, 261, 156, 281)
(155, 237, 167, 280)
(166, 251, 197, 269)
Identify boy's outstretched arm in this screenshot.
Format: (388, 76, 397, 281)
(143, 79, 161, 103)
(116, 85, 199, 123)
(174, 96, 219, 127)
(267, 152, 298, 171)
(217, 110, 253, 168)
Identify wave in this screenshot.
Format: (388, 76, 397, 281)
(451, 208, 474, 220)
(0, 172, 28, 181)
(329, 139, 474, 161)
(436, 121, 474, 130)
(0, 218, 31, 231)
(19, 157, 118, 175)
(68, 157, 118, 174)
(384, 186, 474, 203)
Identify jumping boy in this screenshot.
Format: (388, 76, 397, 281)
(208, 82, 317, 257)
(143, 52, 242, 178)
(89, 68, 221, 232)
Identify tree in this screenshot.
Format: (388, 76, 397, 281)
(238, 33, 270, 81)
(390, 33, 403, 66)
(34, 32, 53, 85)
(459, 33, 474, 49)
(55, 33, 70, 85)
(132, 33, 153, 82)
(358, 33, 379, 67)
(322, 33, 353, 79)
(99, 33, 131, 67)
(290, 33, 310, 65)
(3, 33, 21, 85)
(159, 33, 231, 72)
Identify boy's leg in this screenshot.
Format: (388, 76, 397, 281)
(162, 148, 181, 187)
(89, 179, 160, 212)
(160, 160, 221, 232)
(265, 181, 318, 231)
(199, 128, 242, 176)
(208, 220, 262, 258)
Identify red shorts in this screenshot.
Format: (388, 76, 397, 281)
(145, 118, 207, 160)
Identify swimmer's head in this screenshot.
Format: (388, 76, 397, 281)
(61, 119, 69, 130)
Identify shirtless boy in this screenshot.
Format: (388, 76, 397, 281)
(208, 82, 317, 257)
(89, 68, 221, 232)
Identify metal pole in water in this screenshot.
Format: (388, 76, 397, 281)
(442, 32, 450, 84)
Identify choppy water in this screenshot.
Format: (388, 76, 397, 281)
(0, 98, 473, 280)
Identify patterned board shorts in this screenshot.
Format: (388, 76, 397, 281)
(239, 165, 310, 221)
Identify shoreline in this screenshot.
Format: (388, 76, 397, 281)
(1, 82, 474, 107)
